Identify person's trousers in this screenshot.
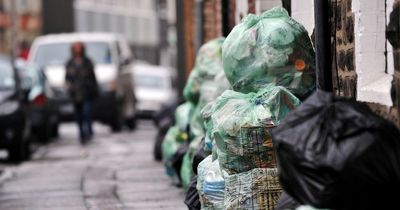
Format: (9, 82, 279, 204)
(74, 100, 93, 143)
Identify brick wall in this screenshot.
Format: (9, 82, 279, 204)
(183, 0, 196, 78)
(202, 0, 222, 42)
(330, 0, 357, 98)
(329, 0, 400, 127)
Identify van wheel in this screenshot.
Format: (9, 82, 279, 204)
(153, 130, 164, 161)
(126, 116, 137, 131)
(111, 103, 123, 132)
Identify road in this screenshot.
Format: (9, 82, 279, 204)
(0, 121, 187, 210)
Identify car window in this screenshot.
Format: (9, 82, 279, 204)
(19, 66, 41, 90)
(135, 74, 166, 89)
(33, 42, 113, 67)
(0, 60, 15, 90)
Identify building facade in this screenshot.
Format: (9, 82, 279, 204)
(177, 0, 400, 127)
(74, 0, 162, 64)
(0, 0, 42, 54)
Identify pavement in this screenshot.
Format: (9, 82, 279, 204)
(0, 121, 187, 210)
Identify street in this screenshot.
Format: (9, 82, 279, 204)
(0, 121, 187, 210)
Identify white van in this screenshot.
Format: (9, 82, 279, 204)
(28, 33, 137, 131)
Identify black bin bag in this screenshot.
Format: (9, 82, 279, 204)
(272, 91, 400, 210)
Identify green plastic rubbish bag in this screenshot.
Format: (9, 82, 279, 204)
(180, 136, 203, 190)
(162, 125, 181, 177)
(208, 84, 300, 174)
(190, 72, 231, 139)
(222, 7, 315, 98)
(197, 156, 225, 210)
(224, 167, 282, 210)
(162, 102, 194, 177)
(202, 164, 225, 210)
(175, 102, 194, 133)
(183, 37, 225, 104)
(197, 156, 213, 195)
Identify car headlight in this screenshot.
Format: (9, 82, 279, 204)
(0, 101, 19, 115)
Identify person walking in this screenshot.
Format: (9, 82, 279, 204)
(65, 42, 98, 144)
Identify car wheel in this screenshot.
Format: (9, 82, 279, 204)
(38, 122, 51, 143)
(153, 129, 166, 161)
(8, 134, 27, 162)
(51, 122, 59, 138)
(111, 102, 124, 132)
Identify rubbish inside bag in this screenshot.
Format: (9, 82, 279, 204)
(207, 84, 300, 174)
(222, 7, 315, 99)
(203, 165, 224, 210)
(197, 156, 225, 210)
(272, 90, 400, 210)
(224, 167, 282, 210)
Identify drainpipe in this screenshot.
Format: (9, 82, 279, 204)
(221, 0, 230, 37)
(10, 0, 21, 97)
(314, 0, 333, 91)
(176, 0, 185, 98)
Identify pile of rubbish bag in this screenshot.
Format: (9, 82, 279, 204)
(222, 6, 315, 99)
(164, 6, 400, 210)
(162, 5, 400, 210)
(207, 85, 300, 175)
(161, 37, 229, 191)
(198, 7, 314, 210)
(272, 91, 400, 210)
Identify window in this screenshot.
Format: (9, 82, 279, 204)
(353, 0, 394, 106)
(33, 42, 113, 67)
(0, 59, 15, 90)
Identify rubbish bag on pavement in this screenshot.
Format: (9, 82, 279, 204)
(161, 125, 181, 177)
(162, 102, 193, 177)
(183, 37, 225, 104)
(185, 175, 201, 210)
(224, 167, 282, 210)
(192, 138, 207, 175)
(275, 192, 301, 210)
(190, 72, 231, 139)
(272, 90, 400, 210)
(171, 142, 189, 182)
(197, 156, 225, 210)
(203, 162, 225, 210)
(180, 136, 203, 189)
(222, 7, 315, 98)
(207, 85, 300, 174)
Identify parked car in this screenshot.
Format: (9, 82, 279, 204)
(0, 55, 31, 161)
(18, 62, 60, 142)
(28, 33, 137, 131)
(133, 63, 177, 118)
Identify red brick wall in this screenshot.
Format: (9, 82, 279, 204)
(248, 0, 256, 13)
(203, 0, 223, 42)
(183, 0, 196, 78)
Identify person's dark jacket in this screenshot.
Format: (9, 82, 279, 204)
(65, 57, 98, 103)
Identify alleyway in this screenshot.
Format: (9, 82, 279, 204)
(0, 121, 186, 210)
